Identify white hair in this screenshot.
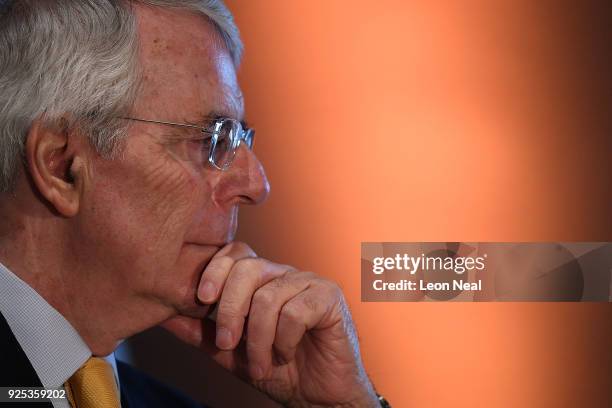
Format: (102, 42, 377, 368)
(0, 0, 242, 192)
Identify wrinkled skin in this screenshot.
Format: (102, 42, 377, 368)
(0, 4, 378, 407)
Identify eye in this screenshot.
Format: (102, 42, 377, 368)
(181, 135, 212, 165)
(199, 135, 214, 152)
(210, 121, 238, 168)
(215, 131, 231, 152)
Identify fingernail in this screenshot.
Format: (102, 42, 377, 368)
(216, 327, 233, 349)
(250, 364, 264, 380)
(199, 281, 216, 303)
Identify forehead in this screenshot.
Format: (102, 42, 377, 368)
(133, 4, 243, 121)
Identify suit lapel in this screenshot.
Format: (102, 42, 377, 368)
(0, 312, 45, 386)
(0, 312, 54, 407)
(120, 382, 132, 408)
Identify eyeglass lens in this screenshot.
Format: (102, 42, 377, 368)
(211, 119, 242, 169)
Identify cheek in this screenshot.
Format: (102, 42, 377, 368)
(80, 155, 206, 285)
(139, 161, 199, 237)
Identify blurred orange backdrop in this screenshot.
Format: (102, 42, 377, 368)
(226, 0, 612, 407)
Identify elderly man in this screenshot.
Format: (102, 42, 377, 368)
(0, 1, 384, 407)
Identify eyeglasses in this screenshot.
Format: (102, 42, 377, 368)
(121, 117, 255, 171)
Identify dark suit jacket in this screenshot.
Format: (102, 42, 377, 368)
(0, 313, 208, 407)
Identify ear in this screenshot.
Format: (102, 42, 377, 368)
(25, 119, 88, 217)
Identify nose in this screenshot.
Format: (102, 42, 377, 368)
(211, 145, 270, 207)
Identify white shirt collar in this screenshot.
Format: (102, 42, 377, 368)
(0, 262, 120, 401)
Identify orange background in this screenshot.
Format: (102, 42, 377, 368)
(228, 0, 612, 407)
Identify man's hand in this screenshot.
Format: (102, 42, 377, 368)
(162, 242, 379, 407)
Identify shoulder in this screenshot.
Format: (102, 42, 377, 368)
(117, 360, 208, 408)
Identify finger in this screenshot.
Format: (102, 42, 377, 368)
(209, 340, 251, 381)
(215, 258, 292, 351)
(246, 271, 315, 380)
(197, 241, 257, 304)
(273, 281, 341, 365)
(161, 316, 249, 377)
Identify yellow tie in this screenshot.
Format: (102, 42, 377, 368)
(64, 357, 120, 408)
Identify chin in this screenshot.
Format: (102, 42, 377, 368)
(176, 302, 212, 319)
(164, 243, 222, 316)
(165, 278, 210, 317)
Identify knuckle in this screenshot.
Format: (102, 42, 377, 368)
(229, 259, 263, 285)
(321, 279, 343, 298)
(216, 312, 242, 325)
(218, 299, 245, 319)
(215, 315, 241, 331)
(280, 303, 302, 324)
(301, 293, 319, 313)
(247, 337, 269, 352)
(268, 275, 291, 290)
(234, 257, 263, 274)
(252, 287, 276, 308)
(206, 256, 233, 277)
